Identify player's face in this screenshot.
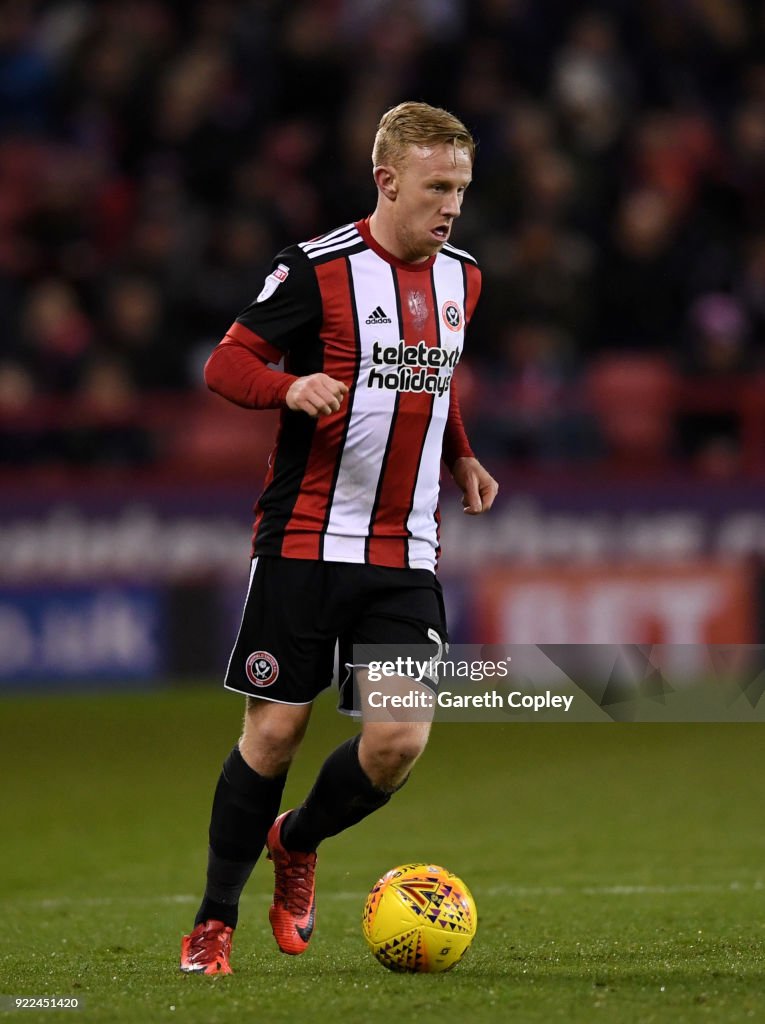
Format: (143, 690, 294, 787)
(392, 143, 472, 262)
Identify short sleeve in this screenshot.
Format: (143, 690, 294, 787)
(235, 246, 322, 355)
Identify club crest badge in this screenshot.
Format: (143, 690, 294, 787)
(441, 300, 462, 332)
(246, 651, 279, 687)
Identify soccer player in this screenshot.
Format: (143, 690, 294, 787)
(180, 101, 498, 975)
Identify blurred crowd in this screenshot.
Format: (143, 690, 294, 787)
(1, 0, 764, 472)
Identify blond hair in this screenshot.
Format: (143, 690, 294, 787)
(372, 101, 475, 169)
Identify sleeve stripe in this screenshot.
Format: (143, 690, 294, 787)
(300, 224, 357, 252)
(301, 230, 361, 258)
(443, 241, 477, 264)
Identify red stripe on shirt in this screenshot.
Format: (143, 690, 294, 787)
(367, 267, 439, 568)
(464, 262, 482, 323)
(280, 258, 358, 559)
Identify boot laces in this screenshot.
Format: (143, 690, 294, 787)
(274, 853, 316, 915)
(188, 922, 230, 961)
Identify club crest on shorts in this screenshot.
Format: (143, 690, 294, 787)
(441, 300, 463, 332)
(246, 651, 279, 687)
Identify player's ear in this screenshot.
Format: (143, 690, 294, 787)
(374, 165, 398, 201)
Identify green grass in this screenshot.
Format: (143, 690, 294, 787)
(1, 687, 764, 1023)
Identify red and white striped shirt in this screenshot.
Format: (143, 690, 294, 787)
(205, 217, 481, 572)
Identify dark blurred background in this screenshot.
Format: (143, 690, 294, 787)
(2, 0, 765, 688)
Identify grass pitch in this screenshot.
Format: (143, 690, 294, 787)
(1, 686, 764, 1023)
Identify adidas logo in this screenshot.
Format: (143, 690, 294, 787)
(365, 306, 392, 325)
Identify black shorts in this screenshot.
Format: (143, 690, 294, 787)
(224, 556, 447, 711)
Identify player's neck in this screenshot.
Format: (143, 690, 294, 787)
(368, 210, 429, 265)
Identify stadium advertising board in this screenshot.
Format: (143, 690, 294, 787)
(3, 477, 765, 581)
(0, 477, 763, 684)
(0, 586, 164, 687)
(472, 563, 755, 647)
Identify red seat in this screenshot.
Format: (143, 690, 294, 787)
(165, 392, 279, 473)
(587, 354, 678, 468)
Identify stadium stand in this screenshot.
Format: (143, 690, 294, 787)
(1, 0, 764, 477)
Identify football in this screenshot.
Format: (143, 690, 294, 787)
(361, 863, 477, 973)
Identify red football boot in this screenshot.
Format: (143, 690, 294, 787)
(266, 811, 317, 955)
(180, 919, 234, 975)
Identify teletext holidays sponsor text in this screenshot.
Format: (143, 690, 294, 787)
(366, 340, 457, 396)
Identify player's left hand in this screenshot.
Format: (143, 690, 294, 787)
(451, 457, 499, 515)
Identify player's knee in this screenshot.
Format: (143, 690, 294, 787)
(240, 700, 310, 770)
(391, 728, 429, 767)
(361, 724, 429, 782)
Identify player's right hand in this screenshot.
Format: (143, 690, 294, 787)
(286, 373, 348, 417)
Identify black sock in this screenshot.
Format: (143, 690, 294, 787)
(194, 746, 286, 929)
(281, 735, 403, 853)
